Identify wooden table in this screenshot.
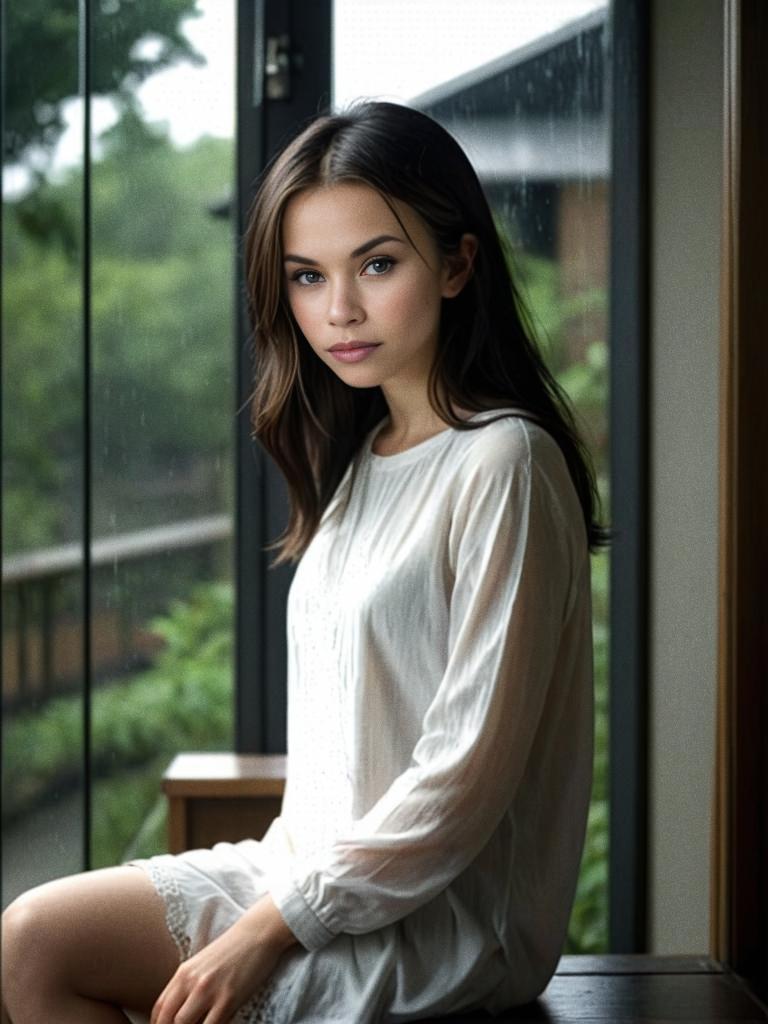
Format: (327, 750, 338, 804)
(162, 752, 286, 854)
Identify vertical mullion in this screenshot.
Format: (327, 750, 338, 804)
(235, 0, 267, 754)
(235, 0, 331, 755)
(79, 0, 93, 871)
(607, 0, 650, 952)
(0, 1, 4, 725)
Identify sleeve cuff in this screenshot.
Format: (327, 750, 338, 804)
(268, 870, 337, 952)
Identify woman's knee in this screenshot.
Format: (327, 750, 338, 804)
(2, 886, 64, 999)
(1, 867, 179, 1012)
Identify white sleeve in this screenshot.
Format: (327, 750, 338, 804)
(269, 427, 578, 951)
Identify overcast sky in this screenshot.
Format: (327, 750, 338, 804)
(3, 0, 606, 195)
(140, 0, 605, 141)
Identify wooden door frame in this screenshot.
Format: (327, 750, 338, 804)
(712, 0, 768, 1000)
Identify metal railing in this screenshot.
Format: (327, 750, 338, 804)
(2, 515, 232, 712)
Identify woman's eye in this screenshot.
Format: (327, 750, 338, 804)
(292, 269, 323, 285)
(363, 257, 395, 276)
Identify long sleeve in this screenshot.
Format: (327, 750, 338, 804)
(269, 424, 584, 951)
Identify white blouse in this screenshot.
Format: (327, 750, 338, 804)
(254, 407, 595, 1015)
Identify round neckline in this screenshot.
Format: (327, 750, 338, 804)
(365, 408, 522, 469)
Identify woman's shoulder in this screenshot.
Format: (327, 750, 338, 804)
(453, 407, 565, 478)
(452, 408, 582, 528)
(450, 408, 588, 560)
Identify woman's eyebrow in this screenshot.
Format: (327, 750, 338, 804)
(283, 234, 405, 265)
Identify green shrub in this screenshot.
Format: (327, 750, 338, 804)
(565, 552, 610, 952)
(91, 580, 234, 865)
(3, 581, 234, 858)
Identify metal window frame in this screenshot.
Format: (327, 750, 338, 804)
(607, 0, 650, 952)
(235, 0, 331, 755)
(80, 0, 94, 872)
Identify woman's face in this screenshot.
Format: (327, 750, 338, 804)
(281, 182, 465, 393)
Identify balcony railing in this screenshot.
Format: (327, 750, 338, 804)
(2, 515, 232, 712)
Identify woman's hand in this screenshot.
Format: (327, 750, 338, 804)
(150, 893, 298, 1024)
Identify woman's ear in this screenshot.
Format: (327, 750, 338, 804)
(441, 233, 479, 299)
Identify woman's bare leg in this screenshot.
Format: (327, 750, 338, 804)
(2, 865, 181, 1023)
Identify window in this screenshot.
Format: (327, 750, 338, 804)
(2, 0, 237, 901)
(4, 0, 631, 959)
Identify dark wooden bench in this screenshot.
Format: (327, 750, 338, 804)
(429, 955, 768, 1022)
(162, 756, 768, 1023)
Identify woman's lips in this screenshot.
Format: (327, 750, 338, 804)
(329, 344, 381, 363)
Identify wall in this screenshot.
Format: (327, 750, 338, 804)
(648, 0, 723, 952)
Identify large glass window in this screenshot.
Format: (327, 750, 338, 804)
(2, 0, 237, 901)
(333, 0, 611, 953)
(88, 0, 236, 870)
(4, 2, 611, 951)
(2, 1, 87, 905)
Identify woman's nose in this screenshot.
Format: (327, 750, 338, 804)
(327, 280, 364, 326)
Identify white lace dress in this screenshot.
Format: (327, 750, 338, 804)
(124, 409, 594, 1024)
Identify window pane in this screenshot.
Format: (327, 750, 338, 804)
(333, 0, 611, 953)
(89, 0, 237, 868)
(2, 2, 87, 905)
(1, 1, 238, 893)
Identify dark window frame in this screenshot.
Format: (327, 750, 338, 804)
(606, 0, 650, 953)
(234, 0, 332, 756)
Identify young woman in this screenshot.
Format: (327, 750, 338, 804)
(2, 100, 610, 1024)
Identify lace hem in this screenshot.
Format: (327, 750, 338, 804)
(128, 857, 281, 1022)
(236, 975, 280, 1023)
(133, 858, 193, 962)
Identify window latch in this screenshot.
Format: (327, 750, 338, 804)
(265, 34, 292, 101)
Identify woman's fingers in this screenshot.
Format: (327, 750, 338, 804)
(149, 897, 289, 1024)
(150, 969, 189, 1024)
(151, 961, 240, 1024)
(151, 972, 199, 1023)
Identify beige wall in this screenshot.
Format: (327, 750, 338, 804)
(648, 0, 723, 952)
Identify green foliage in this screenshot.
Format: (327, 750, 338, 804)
(3, 581, 234, 868)
(4, 0, 203, 167)
(566, 553, 610, 952)
(91, 758, 170, 866)
(2, 126, 233, 552)
(567, 797, 609, 952)
(496, 219, 609, 484)
(91, 578, 235, 865)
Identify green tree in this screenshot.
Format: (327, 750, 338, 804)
(4, 0, 203, 167)
(2, 121, 233, 552)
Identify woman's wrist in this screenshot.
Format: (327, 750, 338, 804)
(238, 892, 300, 954)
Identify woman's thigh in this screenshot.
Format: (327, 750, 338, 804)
(2, 865, 180, 1015)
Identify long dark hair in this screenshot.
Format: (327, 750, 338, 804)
(244, 100, 611, 566)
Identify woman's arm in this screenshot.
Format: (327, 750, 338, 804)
(269, 425, 588, 952)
